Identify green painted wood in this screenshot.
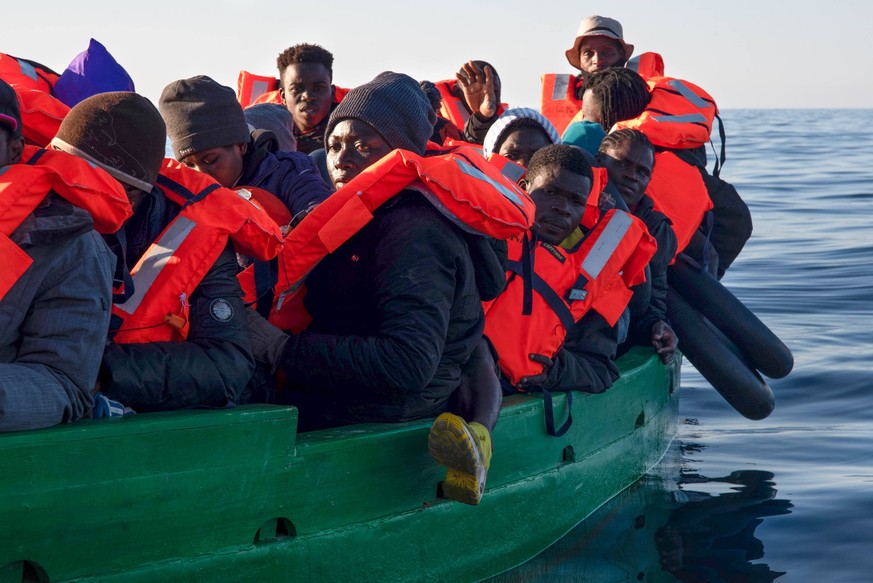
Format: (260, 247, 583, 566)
(0, 348, 679, 583)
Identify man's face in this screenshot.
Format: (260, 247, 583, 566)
(281, 63, 334, 133)
(578, 36, 626, 74)
(598, 140, 654, 207)
(326, 119, 393, 189)
(498, 127, 553, 168)
(0, 128, 23, 167)
(526, 166, 591, 245)
(181, 144, 247, 188)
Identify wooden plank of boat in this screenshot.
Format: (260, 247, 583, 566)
(0, 348, 678, 582)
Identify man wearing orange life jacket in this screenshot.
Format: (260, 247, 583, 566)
(583, 67, 752, 278)
(244, 72, 536, 504)
(48, 91, 283, 414)
(0, 80, 133, 432)
(597, 129, 678, 363)
(483, 145, 656, 412)
(540, 15, 635, 136)
(159, 75, 332, 355)
(433, 60, 508, 145)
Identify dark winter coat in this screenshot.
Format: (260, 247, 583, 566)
(277, 190, 505, 429)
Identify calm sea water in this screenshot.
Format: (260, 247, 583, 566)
(490, 109, 873, 582)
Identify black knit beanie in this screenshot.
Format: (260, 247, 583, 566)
(51, 92, 165, 191)
(325, 71, 435, 155)
(159, 75, 250, 160)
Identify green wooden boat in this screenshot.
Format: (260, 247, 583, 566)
(0, 348, 679, 582)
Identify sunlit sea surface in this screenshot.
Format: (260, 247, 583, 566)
(488, 109, 873, 583)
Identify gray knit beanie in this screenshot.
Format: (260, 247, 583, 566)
(325, 71, 435, 155)
(159, 75, 250, 160)
(50, 92, 166, 191)
(244, 103, 297, 152)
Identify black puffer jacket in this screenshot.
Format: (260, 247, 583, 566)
(277, 190, 505, 429)
(100, 189, 254, 411)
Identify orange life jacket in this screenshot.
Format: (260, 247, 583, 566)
(626, 52, 665, 78)
(610, 74, 719, 256)
(237, 71, 280, 108)
(111, 161, 284, 343)
(0, 54, 69, 147)
(483, 207, 655, 387)
(434, 80, 508, 134)
(0, 145, 132, 301)
(613, 75, 718, 151)
(646, 151, 713, 257)
(0, 54, 59, 93)
(540, 73, 582, 136)
(265, 145, 536, 332)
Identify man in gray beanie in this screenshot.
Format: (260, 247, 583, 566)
(248, 71, 505, 505)
(160, 75, 329, 217)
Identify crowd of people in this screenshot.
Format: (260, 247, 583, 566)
(0, 15, 751, 505)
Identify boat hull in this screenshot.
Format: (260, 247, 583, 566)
(0, 348, 679, 582)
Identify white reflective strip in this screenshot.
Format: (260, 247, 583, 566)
(454, 158, 524, 206)
(499, 161, 526, 184)
(653, 113, 708, 124)
(581, 212, 633, 279)
(115, 216, 197, 315)
(667, 79, 710, 109)
(551, 74, 571, 101)
(626, 56, 641, 72)
(251, 80, 271, 101)
(455, 98, 471, 123)
(17, 60, 38, 82)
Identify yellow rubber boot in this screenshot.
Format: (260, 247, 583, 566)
(428, 413, 492, 505)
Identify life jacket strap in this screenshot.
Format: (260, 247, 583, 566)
(543, 388, 573, 437)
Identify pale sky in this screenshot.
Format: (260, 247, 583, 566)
(4, 0, 872, 110)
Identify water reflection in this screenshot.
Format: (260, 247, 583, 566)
(487, 442, 793, 582)
(657, 467, 793, 582)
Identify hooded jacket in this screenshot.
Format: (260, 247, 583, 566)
(238, 129, 332, 219)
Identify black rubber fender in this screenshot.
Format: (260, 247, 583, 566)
(668, 287, 775, 420)
(668, 260, 793, 379)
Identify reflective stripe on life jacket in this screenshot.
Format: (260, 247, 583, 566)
(111, 161, 283, 343)
(0, 145, 132, 301)
(483, 208, 655, 386)
(540, 73, 582, 136)
(266, 145, 536, 331)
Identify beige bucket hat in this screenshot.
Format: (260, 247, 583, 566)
(565, 15, 635, 70)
